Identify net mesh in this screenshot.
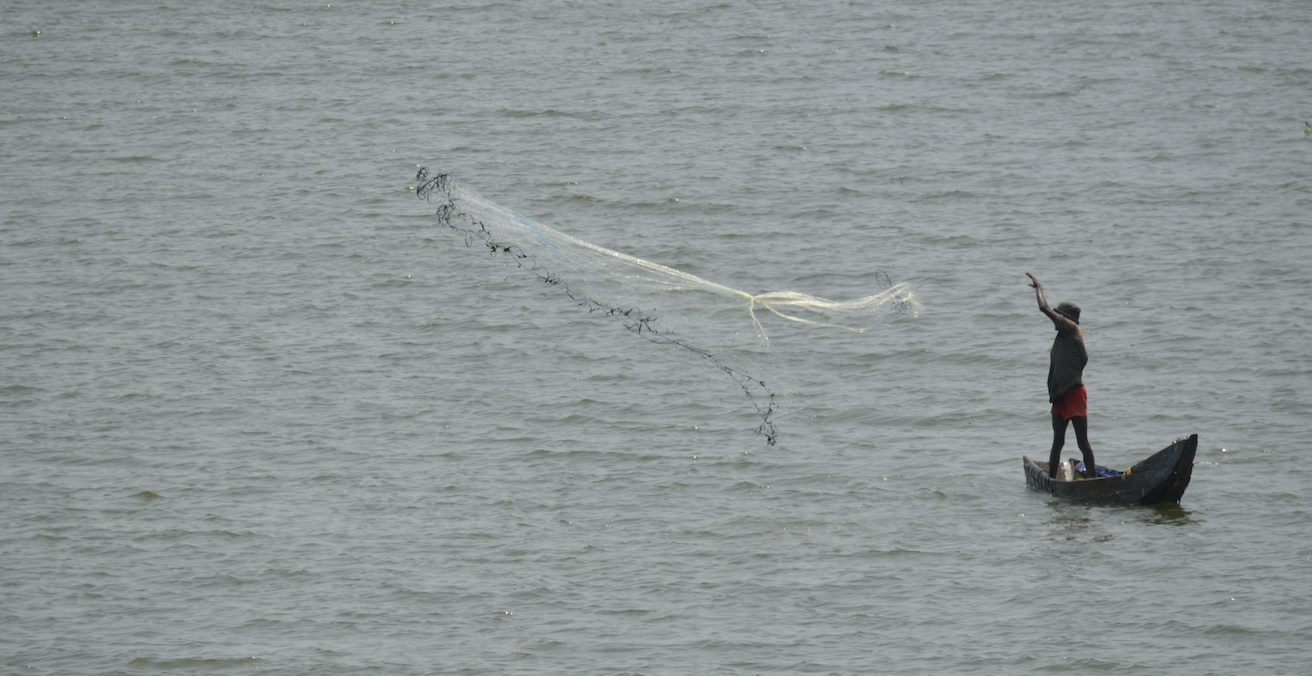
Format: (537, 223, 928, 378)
(415, 167, 919, 444)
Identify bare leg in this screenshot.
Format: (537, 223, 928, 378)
(1072, 416, 1096, 478)
(1048, 413, 1068, 479)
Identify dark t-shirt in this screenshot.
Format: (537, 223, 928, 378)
(1048, 314, 1087, 403)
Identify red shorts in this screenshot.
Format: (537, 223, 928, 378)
(1051, 385, 1087, 420)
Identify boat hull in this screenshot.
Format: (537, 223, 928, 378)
(1023, 434, 1198, 505)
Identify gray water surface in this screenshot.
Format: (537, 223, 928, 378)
(3, 1, 1310, 674)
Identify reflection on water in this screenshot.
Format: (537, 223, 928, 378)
(1141, 502, 1195, 526)
(1044, 498, 1194, 523)
(1039, 497, 1196, 543)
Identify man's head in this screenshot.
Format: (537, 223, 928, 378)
(1055, 302, 1081, 325)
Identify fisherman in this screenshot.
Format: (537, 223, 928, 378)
(1026, 273, 1096, 479)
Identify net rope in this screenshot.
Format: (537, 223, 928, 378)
(415, 167, 919, 444)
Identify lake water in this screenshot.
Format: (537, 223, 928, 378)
(3, 1, 1310, 674)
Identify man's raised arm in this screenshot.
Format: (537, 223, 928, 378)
(1026, 272, 1063, 327)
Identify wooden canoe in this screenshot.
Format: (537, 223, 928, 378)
(1022, 434, 1198, 505)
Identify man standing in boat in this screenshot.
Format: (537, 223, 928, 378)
(1026, 273, 1097, 480)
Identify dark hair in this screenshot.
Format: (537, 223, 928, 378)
(1055, 302, 1081, 324)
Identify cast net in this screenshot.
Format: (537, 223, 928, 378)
(415, 167, 919, 444)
